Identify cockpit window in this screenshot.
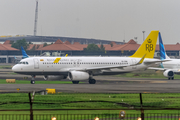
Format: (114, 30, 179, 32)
(18, 61, 28, 65)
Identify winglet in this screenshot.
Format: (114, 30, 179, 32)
(65, 54, 68, 57)
(21, 46, 29, 59)
(137, 54, 146, 65)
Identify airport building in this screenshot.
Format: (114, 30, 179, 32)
(0, 35, 180, 63)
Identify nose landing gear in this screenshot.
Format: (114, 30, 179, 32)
(31, 75, 36, 84)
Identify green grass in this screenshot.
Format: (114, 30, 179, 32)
(0, 93, 180, 111)
(0, 93, 180, 119)
(0, 79, 83, 84)
(0, 65, 12, 69)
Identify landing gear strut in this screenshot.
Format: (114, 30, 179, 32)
(31, 75, 35, 84)
(168, 77, 174, 80)
(89, 78, 96, 84)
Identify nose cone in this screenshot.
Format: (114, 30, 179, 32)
(12, 65, 18, 72)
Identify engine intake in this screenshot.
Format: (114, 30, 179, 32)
(68, 71, 89, 81)
(163, 70, 174, 77)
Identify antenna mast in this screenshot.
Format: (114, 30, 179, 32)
(34, 0, 38, 36)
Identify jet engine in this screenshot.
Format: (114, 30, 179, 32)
(163, 70, 174, 78)
(43, 75, 65, 80)
(68, 71, 89, 81)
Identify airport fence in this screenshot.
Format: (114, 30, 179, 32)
(0, 92, 180, 120)
(1, 113, 180, 120)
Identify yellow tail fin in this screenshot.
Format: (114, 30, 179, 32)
(130, 30, 159, 58)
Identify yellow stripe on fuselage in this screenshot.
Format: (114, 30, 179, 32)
(53, 58, 61, 63)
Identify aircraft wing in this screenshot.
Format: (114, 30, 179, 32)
(144, 59, 171, 65)
(148, 67, 166, 71)
(148, 67, 180, 73)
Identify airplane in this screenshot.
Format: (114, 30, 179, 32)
(21, 46, 68, 80)
(12, 31, 163, 84)
(148, 32, 179, 80)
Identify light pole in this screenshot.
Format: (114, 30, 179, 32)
(142, 31, 145, 41)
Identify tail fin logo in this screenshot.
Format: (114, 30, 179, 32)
(130, 30, 159, 58)
(146, 41, 153, 52)
(147, 39, 152, 43)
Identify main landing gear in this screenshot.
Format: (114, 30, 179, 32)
(89, 78, 96, 84)
(71, 78, 96, 84)
(168, 77, 174, 80)
(31, 75, 35, 84)
(72, 81, 79, 84)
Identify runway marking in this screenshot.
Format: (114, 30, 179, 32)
(150, 81, 167, 83)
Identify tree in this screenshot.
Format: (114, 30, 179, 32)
(85, 44, 100, 52)
(11, 39, 29, 50)
(29, 41, 33, 44)
(43, 42, 48, 47)
(110, 43, 113, 47)
(100, 44, 105, 52)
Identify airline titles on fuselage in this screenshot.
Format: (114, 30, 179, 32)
(44, 58, 128, 65)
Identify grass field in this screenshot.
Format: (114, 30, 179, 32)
(0, 93, 180, 114)
(0, 65, 12, 69)
(0, 79, 84, 84)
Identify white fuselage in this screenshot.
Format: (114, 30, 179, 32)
(12, 56, 157, 76)
(161, 59, 180, 74)
(162, 59, 180, 69)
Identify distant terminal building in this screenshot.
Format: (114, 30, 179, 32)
(0, 35, 179, 63)
(0, 35, 124, 45)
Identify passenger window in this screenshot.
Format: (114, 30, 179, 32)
(26, 62, 28, 64)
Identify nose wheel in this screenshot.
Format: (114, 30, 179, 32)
(31, 80, 35, 84)
(31, 75, 36, 84)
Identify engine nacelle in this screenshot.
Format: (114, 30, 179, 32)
(163, 70, 174, 77)
(68, 71, 89, 81)
(43, 75, 64, 80)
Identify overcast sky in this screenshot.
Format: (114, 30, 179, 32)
(0, 0, 180, 44)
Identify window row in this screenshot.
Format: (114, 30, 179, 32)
(43, 62, 128, 65)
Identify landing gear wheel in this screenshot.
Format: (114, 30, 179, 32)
(172, 77, 174, 80)
(89, 78, 96, 84)
(72, 81, 79, 84)
(168, 77, 170, 80)
(31, 80, 35, 84)
(31, 75, 35, 84)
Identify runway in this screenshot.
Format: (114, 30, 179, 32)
(0, 75, 180, 93)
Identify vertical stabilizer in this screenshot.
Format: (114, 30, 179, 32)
(130, 31, 159, 58)
(159, 32, 170, 60)
(21, 46, 29, 59)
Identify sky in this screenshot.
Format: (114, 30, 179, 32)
(0, 0, 180, 44)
